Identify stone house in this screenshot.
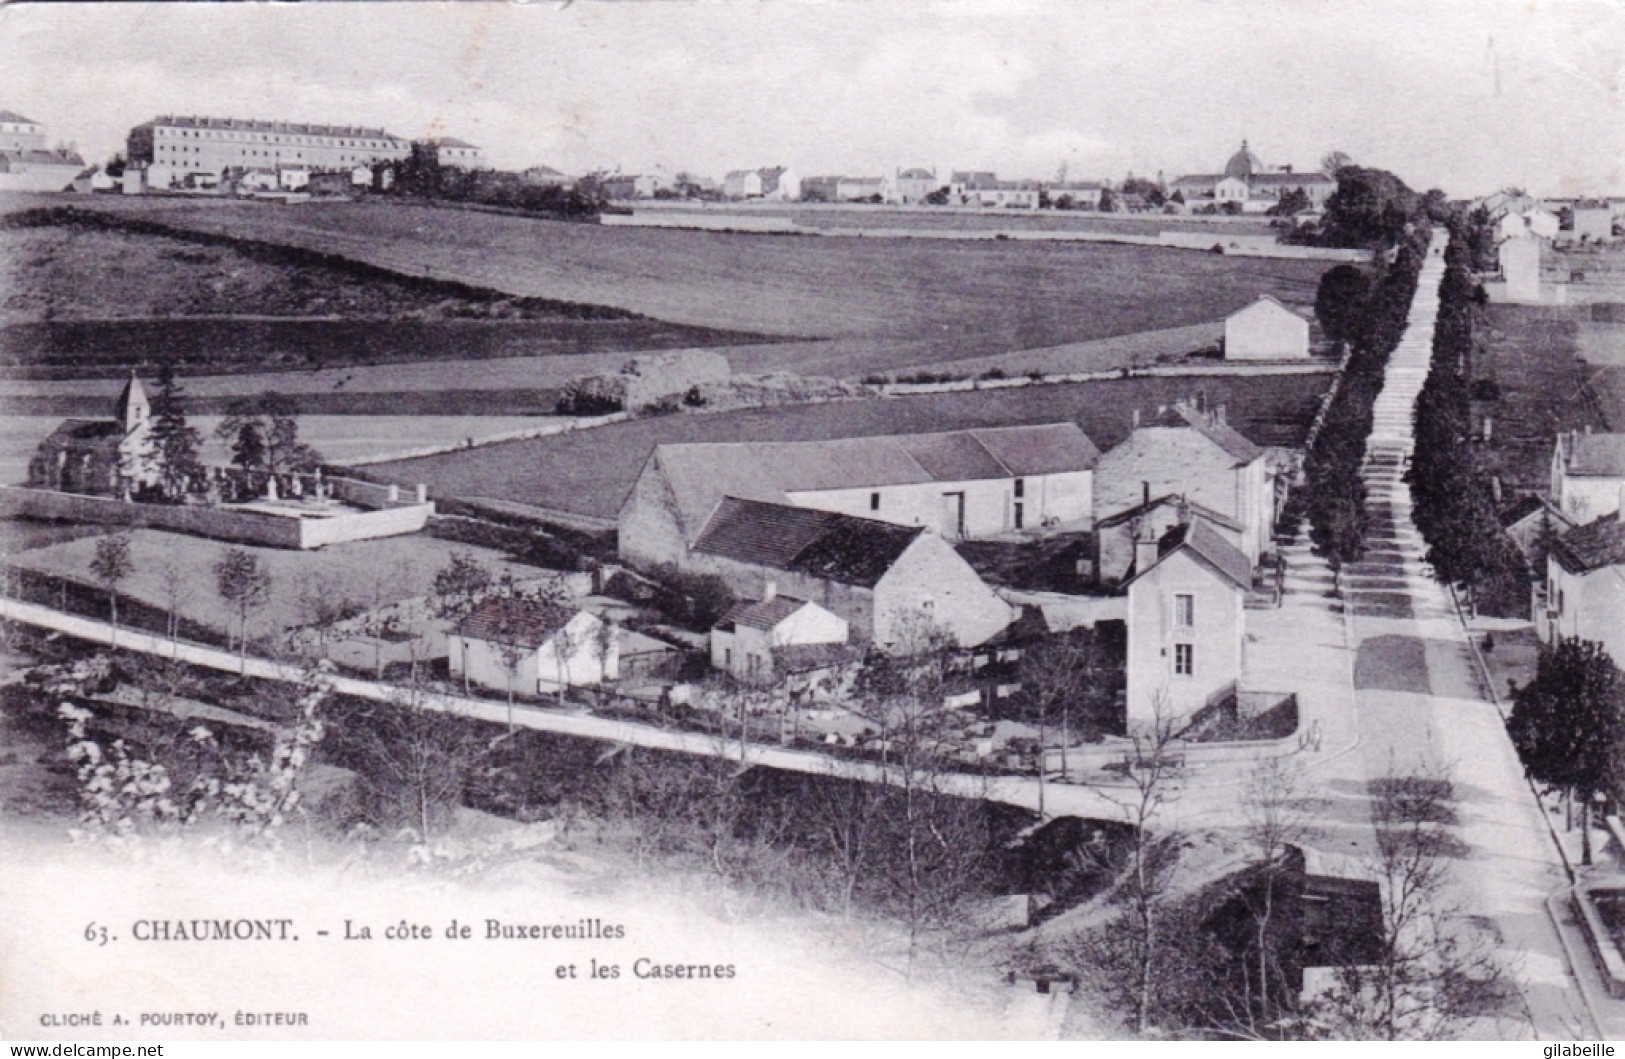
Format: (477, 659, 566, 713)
(710, 590, 849, 683)
(685, 497, 1014, 650)
(1124, 518, 1251, 729)
(448, 597, 618, 698)
(617, 423, 1100, 569)
(28, 373, 157, 497)
(1092, 403, 1272, 567)
(1551, 431, 1625, 522)
(1224, 295, 1311, 360)
(1543, 508, 1625, 667)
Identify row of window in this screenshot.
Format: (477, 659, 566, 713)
(158, 128, 397, 150)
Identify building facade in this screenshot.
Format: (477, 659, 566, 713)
(1093, 404, 1272, 566)
(618, 423, 1101, 570)
(1552, 431, 1625, 522)
(126, 116, 410, 179)
(449, 598, 618, 698)
(686, 498, 1014, 650)
(710, 591, 849, 683)
(1224, 296, 1311, 360)
(1543, 510, 1625, 666)
(1124, 518, 1250, 728)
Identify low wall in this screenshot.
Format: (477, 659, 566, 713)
(0, 485, 432, 550)
(0, 485, 304, 547)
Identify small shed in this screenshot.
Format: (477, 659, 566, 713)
(449, 597, 618, 697)
(1224, 296, 1310, 360)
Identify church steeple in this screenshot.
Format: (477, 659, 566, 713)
(115, 371, 149, 433)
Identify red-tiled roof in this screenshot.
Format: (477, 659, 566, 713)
(457, 596, 577, 648)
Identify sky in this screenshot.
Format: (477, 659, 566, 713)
(1, 0, 1622, 197)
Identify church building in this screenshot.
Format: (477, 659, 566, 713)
(28, 374, 159, 497)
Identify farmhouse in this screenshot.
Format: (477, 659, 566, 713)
(710, 591, 849, 683)
(1551, 430, 1625, 522)
(449, 597, 618, 698)
(1092, 403, 1272, 567)
(893, 168, 940, 204)
(686, 497, 1014, 650)
(27, 373, 157, 497)
(618, 423, 1101, 568)
(723, 169, 763, 199)
(1124, 517, 1250, 729)
(1543, 507, 1625, 667)
(1224, 296, 1311, 360)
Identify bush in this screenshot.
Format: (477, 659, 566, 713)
(648, 563, 736, 630)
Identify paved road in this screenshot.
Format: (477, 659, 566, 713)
(1340, 234, 1589, 1038)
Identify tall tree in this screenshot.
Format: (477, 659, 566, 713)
(216, 393, 323, 482)
(1507, 638, 1625, 865)
(1319, 150, 1354, 176)
(1314, 264, 1372, 352)
(146, 359, 203, 502)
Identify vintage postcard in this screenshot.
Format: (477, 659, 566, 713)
(2, 0, 1623, 1043)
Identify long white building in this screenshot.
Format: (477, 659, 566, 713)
(126, 116, 411, 176)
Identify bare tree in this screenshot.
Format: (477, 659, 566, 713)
(1308, 764, 1513, 1039)
(348, 686, 494, 848)
(1018, 628, 1118, 812)
(292, 570, 353, 663)
(1230, 756, 1311, 1035)
(157, 556, 196, 657)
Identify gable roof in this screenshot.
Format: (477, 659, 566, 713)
(1228, 294, 1309, 324)
(717, 594, 812, 632)
(457, 596, 579, 648)
(1500, 494, 1572, 531)
(1561, 433, 1625, 478)
(1552, 514, 1625, 575)
(1250, 172, 1335, 187)
(1126, 404, 1264, 466)
(693, 498, 923, 588)
(647, 423, 1101, 542)
(0, 110, 38, 125)
(1128, 516, 1252, 589)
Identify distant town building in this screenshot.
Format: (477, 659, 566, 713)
(710, 590, 849, 683)
(1124, 517, 1251, 728)
(0, 109, 46, 151)
(618, 423, 1101, 569)
(686, 497, 1014, 649)
(1498, 231, 1543, 302)
(449, 597, 617, 698)
(28, 374, 157, 497)
(1170, 142, 1335, 213)
(427, 137, 483, 168)
(893, 168, 940, 204)
(837, 176, 888, 202)
(723, 169, 763, 199)
(126, 116, 411, 184)
(757, 166, 799, 201)
(522, 165, 573, 188)
(1045, 181, 1105, 209)
(1572, 203, 1615, 242)
(0, 109, 85, 193)
(799, 175, 843, 202)
(1093, 402, 1273, 566)
(1224, 296, 1311, 360)
(1552, 430, 1625, 522)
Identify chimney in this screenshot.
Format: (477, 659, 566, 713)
(763, 580, 777, 601)
(1134, 525, 1161, 576)
(1142, 481, 1151, 508)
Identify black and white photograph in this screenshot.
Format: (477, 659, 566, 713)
(1, 0, 1624, 1043)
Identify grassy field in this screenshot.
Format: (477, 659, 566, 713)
(57, 196, 1333, 380)
(1473, 304, 1612, 498)
(634, 201, 1283, 237)
(370, 373, 1329, 520)
(1, 529, 539, 639)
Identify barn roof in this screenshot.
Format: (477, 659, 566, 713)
(693, 498, 922, 588)
(1133, 404, 1264, 466)
(717, 594, 812, 632)
(649, 423, 1100, 542)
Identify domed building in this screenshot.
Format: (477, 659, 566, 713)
(1168, 141, 1336, 213)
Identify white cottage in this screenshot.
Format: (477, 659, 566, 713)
(1552, 431, 1625, 522)
(449, 597, 618, 698)
(710, 591, 849, 682)
(1544, 508, 1625, 667)
(1224, 296, 1311, 360)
